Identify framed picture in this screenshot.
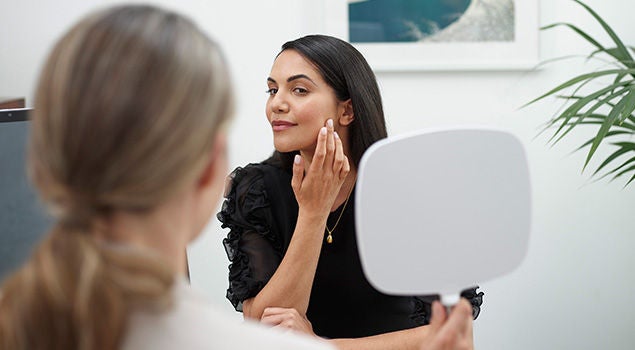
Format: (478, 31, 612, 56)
(323, 0, 539, 71)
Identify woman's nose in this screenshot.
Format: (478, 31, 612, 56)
(270, 94, 289, 113)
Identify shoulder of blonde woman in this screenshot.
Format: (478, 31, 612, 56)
(122, 278, 334, 350)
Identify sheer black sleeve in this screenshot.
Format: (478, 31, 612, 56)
(460, 286, 484, 320)
(217, 165, 283, 311)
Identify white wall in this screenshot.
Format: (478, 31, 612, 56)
(1, 1, 634, 349)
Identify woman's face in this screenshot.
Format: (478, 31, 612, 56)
(266, 49, 343, 155)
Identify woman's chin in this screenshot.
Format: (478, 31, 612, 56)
(273, 141, 296, 153)
(273, 136, 316, 154)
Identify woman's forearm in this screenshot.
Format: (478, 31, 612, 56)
(245, 123, 350, 320)
(329, 325, 430, 350)
(243, 208, 327, 319)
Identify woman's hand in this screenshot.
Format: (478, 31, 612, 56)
(422, 299, 474, 350)
(292, 119, 350, 216)
(260, 307, 316, 336)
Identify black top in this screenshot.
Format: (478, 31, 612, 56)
(218, 157, 483, 338)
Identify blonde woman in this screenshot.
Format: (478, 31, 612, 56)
(0, 5, 472, 350)
(0, 5, 328, 350)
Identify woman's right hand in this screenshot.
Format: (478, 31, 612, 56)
(260, 307, 316, 336)
(291, 118, 350, 216)
(422, 300, 474, 350)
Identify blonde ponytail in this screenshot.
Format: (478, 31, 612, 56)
(0, 225, 174, 350)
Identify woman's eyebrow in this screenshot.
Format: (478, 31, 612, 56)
(287, 74, 317, 86)
(267, 74, 317, 86)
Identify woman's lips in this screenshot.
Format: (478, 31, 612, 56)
(272, 120, 297, 131)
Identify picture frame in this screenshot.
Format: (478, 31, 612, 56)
(323, 0, 539, 72)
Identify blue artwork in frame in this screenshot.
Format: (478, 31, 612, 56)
(350, 0, 475, 43)
(324, 0, 537, 71)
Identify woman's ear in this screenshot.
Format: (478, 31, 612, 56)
(338, 99, 354, 126)
(197, 133, 227, 189)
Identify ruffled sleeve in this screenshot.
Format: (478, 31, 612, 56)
(411, 287, 484, 325)
(217, 165, 283, 311)
(460, 287, 484, 320)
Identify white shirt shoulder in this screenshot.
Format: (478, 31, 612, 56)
(122, 278, 333, 350)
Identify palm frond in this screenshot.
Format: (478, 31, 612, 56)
(526, 0, 635, 186)
(592, 144, 635, 176)
(522, 69, 635, 108)
(573, 0, 634, 67)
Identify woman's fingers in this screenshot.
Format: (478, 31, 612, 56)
(311, 126, 328, 172)
(260, 307, 315, 335)
(261, 307, 291, 326)
(342, 155, 350, 179)
(261, 313, 286, 326)
(443, 299, 472, 337)
(324, 119, 336, 170)
(429, 301, 448, 333)
(294, 118, 349, 212)
(291, 154, 304, 194)
(333, 131, 348, 179)
(310, 119, 338, 173)
(425, 299, 474, 350)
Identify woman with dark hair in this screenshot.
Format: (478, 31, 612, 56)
(218, 34, 483, 349)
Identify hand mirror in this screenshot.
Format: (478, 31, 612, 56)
(355, 127, 531, 305)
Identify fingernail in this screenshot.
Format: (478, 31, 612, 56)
(320, 127, 327, 135)
(327, 119, 333, 128)
(294, 154, 301, 164)
(334, 131, 340, 139)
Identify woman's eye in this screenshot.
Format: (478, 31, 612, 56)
(293, 87, 308, 95)
(266, 88, 278, 96)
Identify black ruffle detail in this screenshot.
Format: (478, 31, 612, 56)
(461, 287, 484, 320)
(411, 296, 434, 325)
(217, 165, 279, 311)
(410, 287, 484, 325)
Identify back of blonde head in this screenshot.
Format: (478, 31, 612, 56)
(0, 5, 232, 350)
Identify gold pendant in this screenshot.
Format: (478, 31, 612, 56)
(326, 234, 333, 244)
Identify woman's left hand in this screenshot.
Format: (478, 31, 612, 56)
(260, 307, 315, 336)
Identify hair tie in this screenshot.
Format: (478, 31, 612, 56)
(55, 193, 106, 231)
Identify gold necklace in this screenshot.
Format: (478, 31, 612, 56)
(325, 184, 354, 244)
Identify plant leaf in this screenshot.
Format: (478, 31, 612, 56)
(588, 142, 635, 182)
(584, 97, 630, 168)
(575, 130, 631, 152)
(522, 69, 635, 107)
(572, 119, 635, 132)
(613, 72, 627, 85)
(611, 141, 635, 151)
(604, 100, 635, 124)
(542, 22, 604, 51)
(592, 147, 635, 175)
(548, 84, 630, 144)
(618, 86, 635, 123)
(589, 48, 635, 68)
(594, 156, 635, 184)
(608, 155, 635, 176)
(611, 164, 635, 182)
(573, 0, 634, 67)
(528, 0, 635, 186)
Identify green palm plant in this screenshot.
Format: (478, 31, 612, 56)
(525, 0, 635, 186)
